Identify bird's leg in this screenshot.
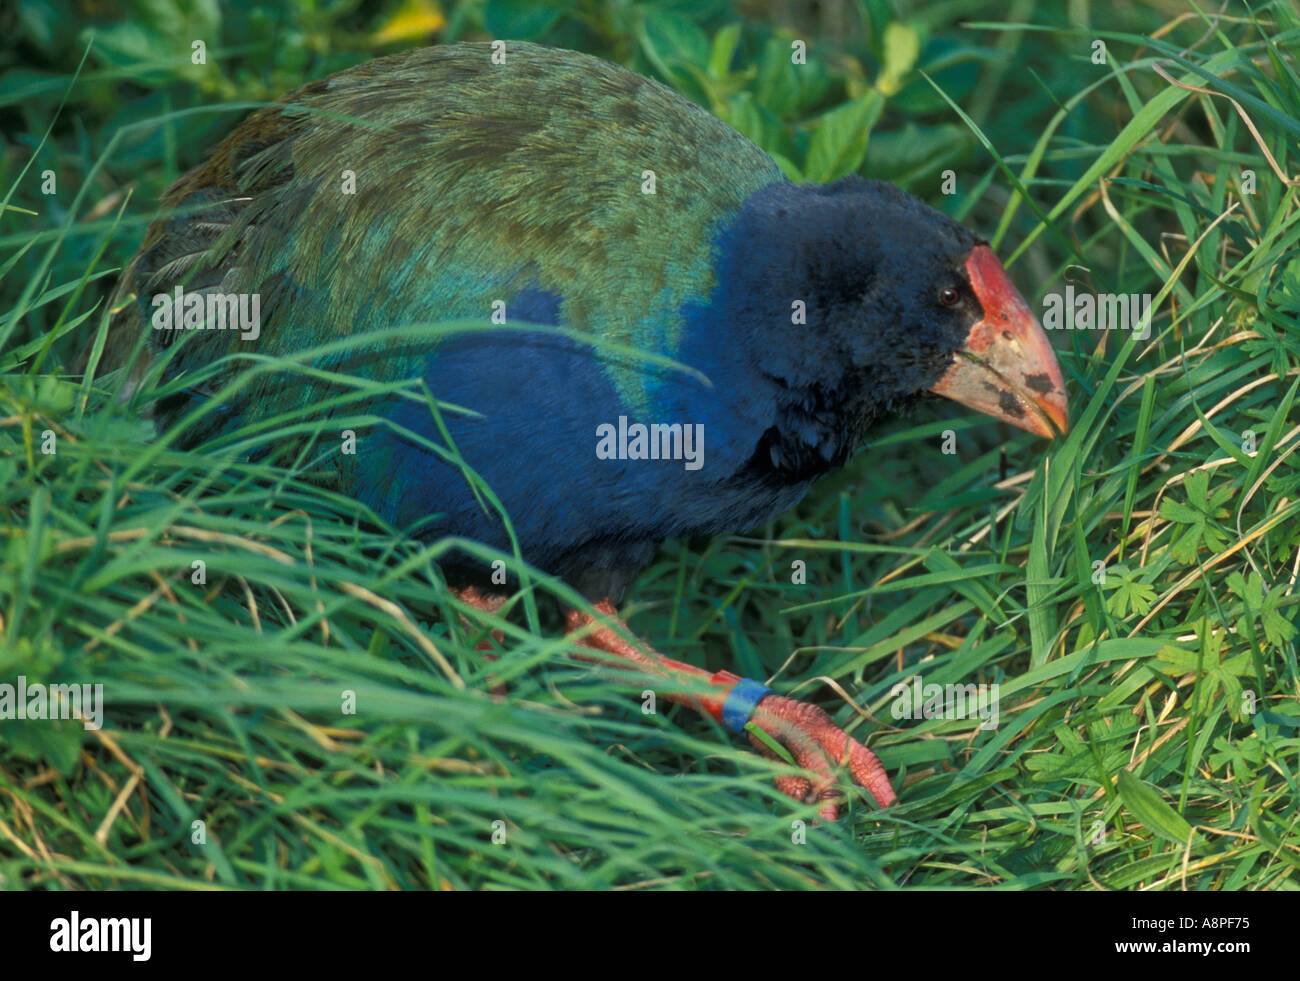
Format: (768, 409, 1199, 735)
(453, 586, 507, 647)
(565, 601, 897, 818)
(453, 587, 507, 695)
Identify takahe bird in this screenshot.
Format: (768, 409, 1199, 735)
(98, 41, 1068, 818)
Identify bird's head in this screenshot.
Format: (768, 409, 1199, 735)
(727, 177, 1068, 440)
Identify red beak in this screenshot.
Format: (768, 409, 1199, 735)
(928, 245, 1069, 439)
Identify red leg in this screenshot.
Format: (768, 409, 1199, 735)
(454, 587, 507, 695)
(454, 586, 506, 648)
(565, 600, 896, 817)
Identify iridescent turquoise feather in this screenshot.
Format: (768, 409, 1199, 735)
(110, 42, 784, 413)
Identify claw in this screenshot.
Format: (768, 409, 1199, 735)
(747, 694, 897, 818)
(563, 601, 897, 818)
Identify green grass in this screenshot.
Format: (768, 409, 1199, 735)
(1, 0, 1299, 889)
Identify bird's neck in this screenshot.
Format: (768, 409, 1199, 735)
(686, 182, 887, 480)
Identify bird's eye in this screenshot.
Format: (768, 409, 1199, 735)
(939, 287, 960, 306)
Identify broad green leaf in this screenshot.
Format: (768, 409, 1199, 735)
(638, 7, 711, 76)
(1116, 769, 1196, 846)
(485, 0, 569, 39)
(804, 91, 884, 183)
(877, 21, 921, 95)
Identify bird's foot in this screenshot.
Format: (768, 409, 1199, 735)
(565, 601, 896, 818)
(742, 690, 897, 819)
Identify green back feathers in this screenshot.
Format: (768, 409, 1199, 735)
(110, 42, 784, 412)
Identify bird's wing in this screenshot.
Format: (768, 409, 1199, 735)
(98, 42, 784, 428)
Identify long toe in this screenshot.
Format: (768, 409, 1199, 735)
(749, 694, 897, 815)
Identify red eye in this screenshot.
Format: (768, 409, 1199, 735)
(940, 287, 960, 306)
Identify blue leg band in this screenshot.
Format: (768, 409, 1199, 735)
(721, 678, 772, 733)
